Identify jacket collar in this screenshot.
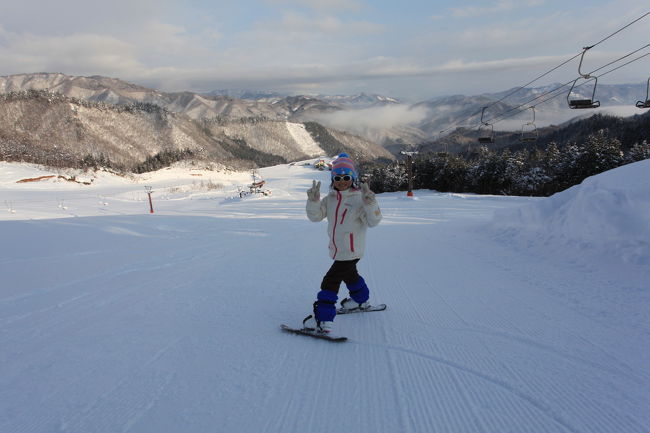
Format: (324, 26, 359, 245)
(331, 186, 360, 195)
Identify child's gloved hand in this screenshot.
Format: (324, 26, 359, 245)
(361, 183, 376, 205)
(307, 180, 321, 201)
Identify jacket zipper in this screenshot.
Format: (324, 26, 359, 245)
(331, 191, 342, 259)
(340, 208, 348, 225)
(349, 233, 355, 252)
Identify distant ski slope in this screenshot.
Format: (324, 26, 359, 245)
(285, 121, 325, 156)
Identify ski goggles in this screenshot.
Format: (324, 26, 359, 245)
(333, 175, 352, 182)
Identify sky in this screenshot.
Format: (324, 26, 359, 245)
(0, 0, 649, 100)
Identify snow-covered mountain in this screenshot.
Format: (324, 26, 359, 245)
(318, 92, 400, 107)
(0, 73, 395, 122)
(0, 158, 648, 432)
(204, 89, 288, 100)
(207, 89, 400, 108)
(1, 73, 647, 152)
(0, 83, 393, 171)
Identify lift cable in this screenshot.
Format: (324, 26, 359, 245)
(588, 10, 650, 50)
(597, 51, 650, 78)
(485, 81, 574, 125)
(436, 53, 581, 136)
(488, 53, 583, 107)
(437, 10, 650, 136)
(588, 43, 650, 76)
(483, 43, 650, 126)
(484, 49, 650, 127)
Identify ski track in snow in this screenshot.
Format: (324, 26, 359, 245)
(1, 161, 649, 433)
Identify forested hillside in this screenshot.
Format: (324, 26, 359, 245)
(364, 111, 650, 196)
(0, 90, 391, 172)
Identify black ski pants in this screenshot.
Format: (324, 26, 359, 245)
(320, 259, 361, 294)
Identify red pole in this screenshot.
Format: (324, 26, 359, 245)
(145, 186, 154, 213)
(147, 192, 154, 213)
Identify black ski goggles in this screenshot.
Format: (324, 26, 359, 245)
(333, 175, 352, 182)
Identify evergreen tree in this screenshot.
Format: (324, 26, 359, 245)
(505, 150, 530, 195)
(627, 140, 650, 162)
(366, 162, 407, 193)
(468, 146, 509, 194)
(575, 130, 624, 180)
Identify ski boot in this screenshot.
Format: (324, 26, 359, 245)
(340, 297, 370, 312)
(302, 315, 333, 334)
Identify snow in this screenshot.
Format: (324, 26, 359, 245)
(492, 159, 650, 267)
(1, 159, 648, 433)
(285, 121, 325, 156)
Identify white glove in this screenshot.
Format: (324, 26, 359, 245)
(307, 180, 321, 202)
(361, 183, 376, 205)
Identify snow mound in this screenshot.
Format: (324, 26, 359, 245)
(492, 159, 650, 265)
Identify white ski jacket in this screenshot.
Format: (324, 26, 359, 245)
(306, 187, 382, 261)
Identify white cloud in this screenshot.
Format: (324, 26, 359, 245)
(0, 29, 142, 76)
(0, 9, 224, 81)
(264, 0, 365, 12)
(278, 11, 381, 34)
(209, 10, 383, 76)
(451, 0, 545, 18)
(310, 104, 430, 137)
(0, 0, 172, 35)
(266, 10, 384, 36)
(1, 0, 648, 98)
(131, 21, 222, 68)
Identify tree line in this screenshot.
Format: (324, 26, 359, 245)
(1, 89, 169, 117)
(362, 130, 650, 196)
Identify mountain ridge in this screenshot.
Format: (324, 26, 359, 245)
(0, 87, 393, 172)
(1, 72, 647, 165)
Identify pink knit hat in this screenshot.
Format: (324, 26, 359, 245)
(331, 153, 357, 180)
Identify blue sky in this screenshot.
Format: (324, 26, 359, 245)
(0, 0, 648, 100)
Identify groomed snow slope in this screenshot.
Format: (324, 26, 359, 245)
(285, 122, 324, 156)
(0, 160, 648, 433)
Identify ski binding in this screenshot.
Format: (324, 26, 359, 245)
(337, 303, 387, 315)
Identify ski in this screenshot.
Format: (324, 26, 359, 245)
(280, 324, 348, 342)
(337, 303, 387, 315)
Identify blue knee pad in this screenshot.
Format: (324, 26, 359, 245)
(314, 290, 338, 322)
(347, 277, 369, 304)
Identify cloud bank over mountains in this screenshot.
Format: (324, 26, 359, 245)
(1, 1, 648, 99)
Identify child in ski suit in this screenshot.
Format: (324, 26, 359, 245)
(303, 153, 382, 334)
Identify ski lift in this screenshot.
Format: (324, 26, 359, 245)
(636, 77, 650, 109)
(438, 130, 450, 153)
(477, 107, 495, 144)
(567, 46, 600, 109)
(520, 107, 538, 143)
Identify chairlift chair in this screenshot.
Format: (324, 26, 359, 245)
(477, 107, 495, 144)
(520, 123, 538, 143)
(478, 124, 495, 143)
(636, 77, 650, 109)
(567, 46, 600, 109)
(568, 76, 600, 109)
(520, 106, 538, 143)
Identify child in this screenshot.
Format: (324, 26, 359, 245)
(303, 153, 382, 334)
